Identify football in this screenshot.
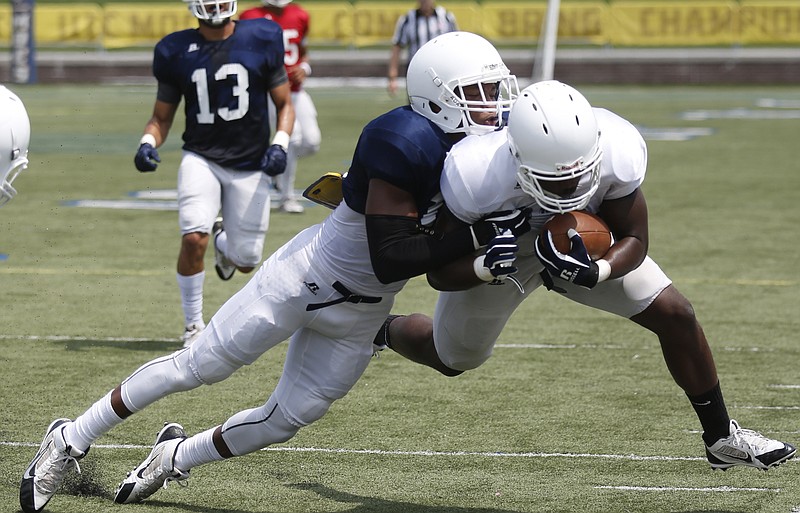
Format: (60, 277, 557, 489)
(542, 211, 612, 260)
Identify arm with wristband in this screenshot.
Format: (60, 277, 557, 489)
(262, 81, 295, 176)
(416, 206, 529, 292)
(535, 189, 650, 289)
(365, 182, 530, 285)
(133, 99, 178, 172)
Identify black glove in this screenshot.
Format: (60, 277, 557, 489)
(134, 143, 160, 172)
(261, 144, 287, 176)
(482, 231, 519, 281)
(535, 228, 599, 289)
(470, 208, 531, 249)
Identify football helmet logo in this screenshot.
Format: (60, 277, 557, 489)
(507, 81, 602, 214)
(406, 31, 519, 136)
(184, 0, 237, 25)
(0, 86, 31, 207)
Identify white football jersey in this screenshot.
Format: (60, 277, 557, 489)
(433, 108, 671, 372)
(441, 107, 648, 235)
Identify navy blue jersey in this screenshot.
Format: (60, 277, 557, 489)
(153, 19, 287, 170)
(342, 106, 453, 220)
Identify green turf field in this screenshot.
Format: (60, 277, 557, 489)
(1, 84, 799, 512)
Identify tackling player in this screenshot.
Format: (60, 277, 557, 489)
(240, 0, 321, 214)
(19, 32, 528, 512)
(131, 0, 295, 347)
(0, 86, 31, 207)
(376, 81, 797, 471)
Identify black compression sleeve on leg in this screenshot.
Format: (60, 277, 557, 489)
(365, 215, 475, 284)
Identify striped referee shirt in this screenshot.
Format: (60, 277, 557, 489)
(391, 6, 458, 59)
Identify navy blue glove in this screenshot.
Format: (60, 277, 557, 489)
(535, 228, 599, 289)
(261, 144, 287, 176)
(470, 208, 531, 249)
(134, 143, 160, 172)
(483, 231, 519, 280)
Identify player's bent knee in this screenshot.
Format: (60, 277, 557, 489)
(434, 336, 494, 374)
(656, 285, 698, 322)
(183, 343, 242, 385)
(441, 354, 489, 373)
(277, 388, 343, 427)
(267, 403, 302, 444)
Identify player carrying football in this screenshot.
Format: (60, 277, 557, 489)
(375, 80, 797, 471)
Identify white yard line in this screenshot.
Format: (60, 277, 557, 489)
(595, 485, 779, 493)
(0, 439, 707, 463)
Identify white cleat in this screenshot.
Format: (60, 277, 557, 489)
(279, 198, 305, 214)
(705, 419, 796, 470)
(114, 422, 189, 504)
(20, 418, 86, 513)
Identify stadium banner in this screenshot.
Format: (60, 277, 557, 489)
(739, 1, 800, 44)
(3, 1, 800, 48)
(348, 2, 428, 47)
(480, 1, 606, 44)
(104, 5, 195, 47)
(608, 2, 737, 46)
(34, 4, 102, 44)
(285, 3, 353, 44)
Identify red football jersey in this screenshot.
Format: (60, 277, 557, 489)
(240, 4, 310, 92)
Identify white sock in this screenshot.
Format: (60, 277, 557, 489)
(173, 427, 225, 470)
(177, 271, 205, 327)
(64, 391, 123, 453)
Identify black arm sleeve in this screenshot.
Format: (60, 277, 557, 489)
(156, 81, 181, 104)
(365, 215, 476, 284)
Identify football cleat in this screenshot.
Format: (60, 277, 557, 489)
(212, 217, 236, 281)
(181, 323, 205, 348)
(114, 422, 189, 504)
(279, 198, 305, 214)
(705, 419, 796, 470)
(20, 418, 87, 513)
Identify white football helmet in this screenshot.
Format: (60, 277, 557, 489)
(406, 31, 519, 136)
(507, 80, 602, 214)
(0, 86, 31, 207)
(262, 0, 292, 6)
(184, 0, 237, 25)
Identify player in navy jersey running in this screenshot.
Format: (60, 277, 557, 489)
(19, 32, 528, 511)
(132, 0, 295, 347)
